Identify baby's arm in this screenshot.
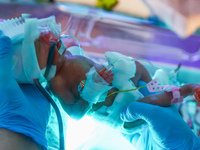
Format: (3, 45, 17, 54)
(137, 83, 200, 106)
(50, 67, 114, 120)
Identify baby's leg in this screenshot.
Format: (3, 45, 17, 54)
(130, 61, 154, 97)
(130, 61, 152, 87)
(137, 83, 200, 107)
(123, 83, 200, 130)
(122, 61, 152, 130)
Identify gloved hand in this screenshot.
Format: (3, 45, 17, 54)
(0, 32, 50, 146)
(120, 102, 200, 150)
(0, 30, 16, 87)
(0, 30, 27, 110)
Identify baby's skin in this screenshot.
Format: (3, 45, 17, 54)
(34, 32, 63, 71)
(35, 33, 200, 127)
(124, 83, 200, 128)
(49, 54, 153, 120)
(96, 67, 200, 129)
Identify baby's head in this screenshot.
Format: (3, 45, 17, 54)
(0, 14, 65, 83)
(35, 32, 67, 81)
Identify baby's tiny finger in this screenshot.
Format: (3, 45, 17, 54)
(102, 70, 112, 78)
(105, 73, 114, 83)
(107, 73, 114, 78)
(107, 77, 114, 84)
(97, 68, 106, 76)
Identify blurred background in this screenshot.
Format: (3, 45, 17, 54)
(1, 0, 200, 66)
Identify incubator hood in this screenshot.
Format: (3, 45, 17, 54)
(56, 0, 200, 38)
(57, 2, 200, 69)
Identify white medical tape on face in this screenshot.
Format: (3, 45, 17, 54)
(41, 67, 46, 75)
(37, 15, 61, 41)
(40, 65, 57, 81)
(11, 18, 42, 84)
(81, 66, 112, 105)
(4, 14, 62, 83)
(58, 40, 66, 55)
(21, 18, 42, 83)
(46, 65, 57, 81)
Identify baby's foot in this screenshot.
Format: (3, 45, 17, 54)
(180, 83, 200, 97)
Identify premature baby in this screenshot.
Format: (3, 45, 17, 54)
(2, 14, 199, 135)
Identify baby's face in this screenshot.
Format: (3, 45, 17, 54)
(34, 32, 66, 70)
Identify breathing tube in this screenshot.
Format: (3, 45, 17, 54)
(2, 15, 65, 149)
(35, 41, 65, 150)
(34, 79, 65, 150)
(35, 35, 81, 150)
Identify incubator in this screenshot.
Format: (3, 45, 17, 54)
(1, 2, 200, 150)
(57, 3, 200, 65)
(56, 3, 200, 149)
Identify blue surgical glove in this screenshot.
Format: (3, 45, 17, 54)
(0, 31, 24, 98)
(0, 32, 50, 147)
(0, 31, 13, 76)
(120, 102, 200, 150)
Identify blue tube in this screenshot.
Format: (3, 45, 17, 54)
(34, 79, 65, 150)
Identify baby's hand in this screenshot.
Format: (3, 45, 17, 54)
(97, 68, 114, 84)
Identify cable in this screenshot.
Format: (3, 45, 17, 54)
(34, 79, 65, 150)
(107, 85, 147, 97)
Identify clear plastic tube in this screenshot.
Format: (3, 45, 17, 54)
(60, 34, 82, 51)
